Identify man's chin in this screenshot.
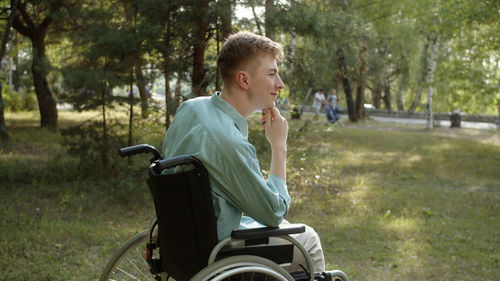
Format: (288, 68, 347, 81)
(263, 103, 275, 111)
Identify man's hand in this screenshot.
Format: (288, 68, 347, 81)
(263, 107, 288, 150)
(262, 107, 288, 181)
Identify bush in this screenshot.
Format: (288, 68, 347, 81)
(60, 118, 127, 177)
(1, 84, 37, 112)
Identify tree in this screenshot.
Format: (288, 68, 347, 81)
(138, 0, 190, 129)
(355, 44, 367, 118)
(218, 0, 233, 39)
(426, 34, 439, 129)
(11, 0, 64, 129)
(408, 39, 429, 112)
(191, 0, 213, 96)
(337, 47, 357, 121)
(264, 0, 276, 40)
(0, 0, 18, 143)
(121, 0, 150, 119)
(61, 1, 141, 168)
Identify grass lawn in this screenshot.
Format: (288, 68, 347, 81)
(1, 110, 499, 280)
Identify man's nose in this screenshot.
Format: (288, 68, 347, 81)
(276, 74, 284, 90)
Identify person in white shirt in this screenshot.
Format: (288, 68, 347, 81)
(312, 89, 327, 119)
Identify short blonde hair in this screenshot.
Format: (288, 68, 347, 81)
(217, 31, 284, 85)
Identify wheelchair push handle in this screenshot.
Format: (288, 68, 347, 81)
(155, 155, 205, 172)
(119, 144, 162, 161)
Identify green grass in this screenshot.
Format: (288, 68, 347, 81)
(1, 110, 499, 280)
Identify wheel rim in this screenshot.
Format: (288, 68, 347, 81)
(191, 255, 294, 281)
(100, 231, 157, 281)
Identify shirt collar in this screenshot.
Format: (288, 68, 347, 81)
(211, 92, 248, 137)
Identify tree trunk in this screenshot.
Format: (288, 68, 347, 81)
(164, 70, 173, 130)
(122, 0, 149, 118)
(382, 76, 392, 111)
(0, 0, 18, 143)
(174, 72, 182, 110)
(216, 0, 232, 92)
(134, 60, 149, 118)
(128, 78, 134, 147)
(0, 83, 9, 143)
(101, 86, 109, 168)
(408, 40, 429, 112)
(216, 27, 221, 92)
(355, 46, 367, 119)
(164, 54, 174, 131)
(426, 35, 439, 130)
(163, 4, 174, 130)
(264, 0, 275, 40)
(31, 35, 58, 129)
(337, 48, 357, 122)
(192, 0, 209, 96)
(396, 70, 407, 111)
(12, 33, 20, 91)
(219, 0, 232, 39)
(411, 78, 425, 112)
(249, 0, 263, 35)
(371, 84, 382, 109)
(12, 1, 59, 129)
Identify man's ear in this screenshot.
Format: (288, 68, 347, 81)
(236, 71, 249, 90)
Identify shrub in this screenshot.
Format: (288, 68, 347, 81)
(1, 84, 37, 112)
(60, 118, 127, 177)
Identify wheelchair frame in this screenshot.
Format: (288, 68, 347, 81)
(99, 144, 348, 281)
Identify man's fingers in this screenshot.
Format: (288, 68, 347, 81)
(270, 107, 280, 118)
(264, 109, 272, 129)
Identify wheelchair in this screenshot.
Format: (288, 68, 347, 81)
(99, 144, 349, 281)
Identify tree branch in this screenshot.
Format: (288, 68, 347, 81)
(17, 0, 36, 30)
(39, 16, 54, 36)
(12, 14, 30, 37)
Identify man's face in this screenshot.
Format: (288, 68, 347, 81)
(246, 52, 284, 111)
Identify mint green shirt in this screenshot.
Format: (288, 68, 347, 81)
(162, 93, 290, 240)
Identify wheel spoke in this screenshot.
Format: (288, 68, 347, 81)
(116, 266, 139, 280)
(133, 245, 151, 268)
(125, 256, 155, 281)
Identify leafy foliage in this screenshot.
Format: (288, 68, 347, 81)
(1, 84, 37, 111)
(60, 118, 126, 175)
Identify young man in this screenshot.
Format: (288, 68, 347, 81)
(162, 31, 328, 275)
(326, 88, 340, 123)
(312, 89, 326, 119)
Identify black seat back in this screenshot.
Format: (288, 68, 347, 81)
(148, 155, 218, 281)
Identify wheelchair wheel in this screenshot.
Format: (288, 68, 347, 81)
(191, 255, 294, 281)
(100, 230, 155, 281)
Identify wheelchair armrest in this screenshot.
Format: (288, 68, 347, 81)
(231, 223, 305, 240)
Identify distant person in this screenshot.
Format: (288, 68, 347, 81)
(312, 89, 327, 120)
(326, 89, 340, 124)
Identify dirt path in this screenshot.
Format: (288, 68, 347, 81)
(348, 120, 500, 146)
